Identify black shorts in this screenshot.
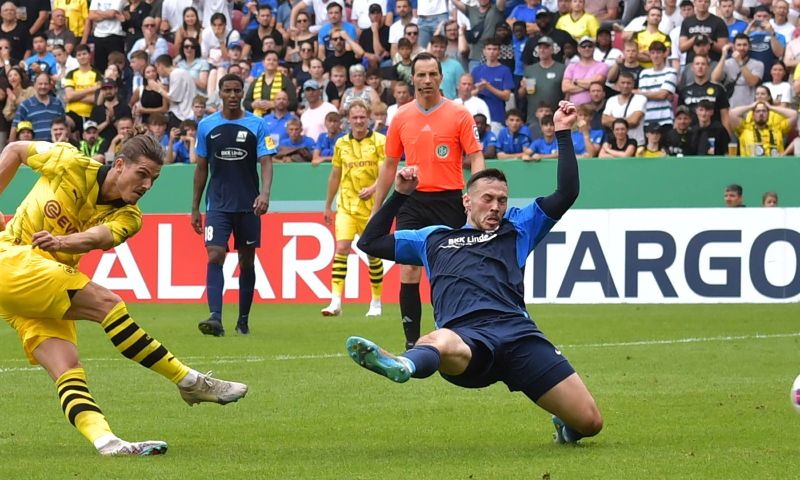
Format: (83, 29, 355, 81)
(440, 312, 575, 401)
(396, 190, 466, 230)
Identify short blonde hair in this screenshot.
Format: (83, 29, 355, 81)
(347, 98, 371, 117)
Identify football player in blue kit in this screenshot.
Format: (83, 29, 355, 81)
(192, 74, 277, 336)
(346, 100, 603, 445)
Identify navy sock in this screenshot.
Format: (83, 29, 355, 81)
(207, 263, 224, 319)
(402, 345, 440, 378)
(399, 283, 421, 348)
(563, 424, 586, 442)
(238, 265, 255, 322)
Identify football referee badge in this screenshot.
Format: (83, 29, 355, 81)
(472, 125, 480, 140)
(436, 144, 449, 159)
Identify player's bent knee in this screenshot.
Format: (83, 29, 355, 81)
(416, 329, 471, 374)
(576, 402, 603, 436)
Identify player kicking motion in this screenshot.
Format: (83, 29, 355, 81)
(0, 133, 248, 457)
(347, 101, 603, 444)
(321, 99, 385, 317)
(193, 74, 276, 336)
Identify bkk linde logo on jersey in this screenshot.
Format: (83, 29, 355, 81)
(439, 232, 498, 249)
(215, 147, 248, 161)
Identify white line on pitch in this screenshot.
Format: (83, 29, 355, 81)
(560, 332, 800, 348)
(0, 332, 797, 373)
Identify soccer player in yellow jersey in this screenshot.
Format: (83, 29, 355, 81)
(321, 99, 385, 317)
(0, 133, 248, 457)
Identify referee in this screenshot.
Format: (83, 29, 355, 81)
(372, 52, 485, 350)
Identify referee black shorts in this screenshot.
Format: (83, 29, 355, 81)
(396, 189, 466, 230)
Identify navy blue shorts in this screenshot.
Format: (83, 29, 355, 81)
(204, 211, 261, 249)
(440, 312, 575, 401)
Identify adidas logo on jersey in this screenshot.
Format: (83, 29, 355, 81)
(236, 131, 248, 142)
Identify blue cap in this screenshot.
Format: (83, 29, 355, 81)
(303, 79, 322, 90)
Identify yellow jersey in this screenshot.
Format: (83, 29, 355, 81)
(636, 146, 665, 158)
(555, 12, 599, 41)
(0, 142, 143, 267)
(332, 130, 385, 218)
(53, 0, 89, 38)
(736, 111, 789, 156)
(634, 30, 671, 68)
(63, 67, 102, 118)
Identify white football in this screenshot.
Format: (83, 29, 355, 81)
(792, 374, 800, 414)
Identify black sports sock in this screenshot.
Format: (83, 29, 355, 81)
(399, 282, 421, 349)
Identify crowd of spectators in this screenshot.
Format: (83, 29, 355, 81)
(3, 0, 800, 167)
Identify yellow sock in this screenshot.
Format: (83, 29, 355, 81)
(101, 302, 189, 384)
(331, 253, 348, 297)
(56, 368, 113, 444)
(369, 257, 383, 300)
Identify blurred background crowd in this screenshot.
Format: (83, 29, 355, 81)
(3, 0, 799, 171)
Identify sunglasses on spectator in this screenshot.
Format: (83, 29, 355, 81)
(301, 47, 313, 52)
(332, 37, 345, 42)
(406, 31, 419, 35)
(183, 44, 195, 49)
(143, 23, 156, 28)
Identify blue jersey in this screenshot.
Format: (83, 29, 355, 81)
(471, 63, 514, 123)
(496, 127, 531, 154)
(173, 141, 191, 163)
(196, 111, 277, 212)
(589, 128, 605, 145)
(531, 137, 558, 155)
(262, 112, 297, 140)
(279, 135, 316, 150)
(480, 130, 497, 153)
(570, 131, 586, 155)
(316, 131, 344, 156)
(726, 19, 748, 41)
(393, 199, 556, 327)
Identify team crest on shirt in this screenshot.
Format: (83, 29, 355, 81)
(706, 87, 715, 95)
(436, 144, 449, 158)
(236, 130, 248, 142)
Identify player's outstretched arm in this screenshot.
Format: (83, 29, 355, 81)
(358, 166, 419, 260)
(539, 101, 580, 220)
(31, 225, 115, 254)
(0, 141, 33, 195)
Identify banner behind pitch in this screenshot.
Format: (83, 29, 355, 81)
(76, 209, 800, 304)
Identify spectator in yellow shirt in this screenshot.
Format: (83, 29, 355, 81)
(730, 101, 796, 156)
(556, 0, 599, 42)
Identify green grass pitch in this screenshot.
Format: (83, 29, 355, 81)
(1, 303, 798, 479)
